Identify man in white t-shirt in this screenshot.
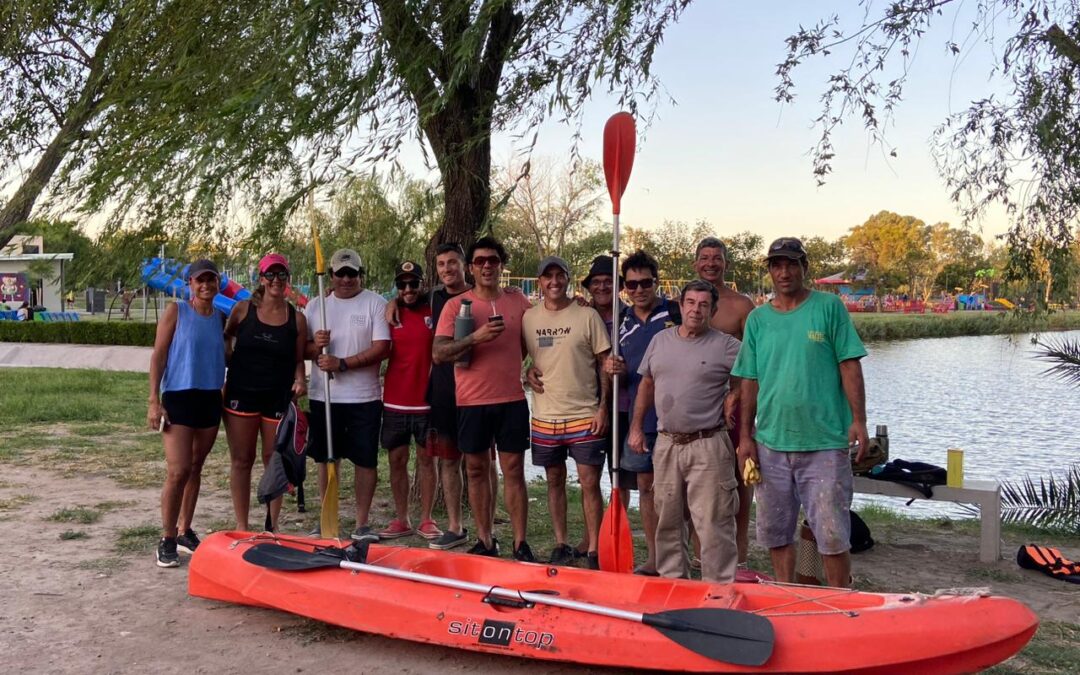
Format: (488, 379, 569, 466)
(305, 248, 391, 541)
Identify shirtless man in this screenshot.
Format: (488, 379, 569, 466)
(693, 237, 759, 582)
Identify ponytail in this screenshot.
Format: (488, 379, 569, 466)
(250, 285, 266, 308)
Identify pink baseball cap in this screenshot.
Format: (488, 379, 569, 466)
(258, 253, 290, 274)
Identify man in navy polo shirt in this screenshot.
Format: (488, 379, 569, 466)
(604, 249, 680, 576)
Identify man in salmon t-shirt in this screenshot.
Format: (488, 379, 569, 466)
(433, 236, 535, 561)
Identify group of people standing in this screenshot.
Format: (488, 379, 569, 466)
(147, 234, 869, 590)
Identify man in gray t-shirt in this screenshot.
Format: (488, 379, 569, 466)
(628, 280, 742, 583)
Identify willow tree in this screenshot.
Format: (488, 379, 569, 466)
(0, 1, 128, 247)
(776, 2, 1080, 291)
(70, 1, 692, 257)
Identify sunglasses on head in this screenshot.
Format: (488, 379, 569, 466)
(261, 270, 289, 281)
(624, 278, 656, 291)
(395, 278, 420, 290)
(471, 255, 501, 267)
(333, 268, 361, 278)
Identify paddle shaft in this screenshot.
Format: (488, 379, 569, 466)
(610, 213, 621, 483)
(332, 556, 650, 624)
(316, 272, 334, 463)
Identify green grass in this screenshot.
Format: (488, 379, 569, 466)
(115, 524, 160, 554)
(0, 368, 146, 426)
(48, 506, 103, 524)
(852, 310, 1080, 341)
(988, 621, 1080, 674)
(59, 530, 89, 540)
(76, 556, 129, 575)
(0, 493, 36, 511)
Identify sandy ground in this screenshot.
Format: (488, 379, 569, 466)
(2, 461, 1077, 674)
(0, 465, 606, 675)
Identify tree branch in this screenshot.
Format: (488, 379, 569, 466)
(1045, 24, 1080, 68)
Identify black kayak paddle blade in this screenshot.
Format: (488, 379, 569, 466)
(243, 543, 350, 571)
(643, 608, 774, 666)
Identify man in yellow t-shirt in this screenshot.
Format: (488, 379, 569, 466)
(523, 256, 611, 569)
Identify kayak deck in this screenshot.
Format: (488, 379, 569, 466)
(190, 531, 1037, 673)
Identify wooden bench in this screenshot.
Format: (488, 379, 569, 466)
(853, 476, 1001, 563)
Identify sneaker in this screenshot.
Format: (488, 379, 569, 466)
(175, 529, 200, 554)
(586, 552, 600, 570)
(467, 537, 500, 557)
(378, 519, 414, 539)
(156, 537, 179, 568)
(417, 519, 443, 540)
(512, 540, 537, 563)
(430, 528, 468, 551)
(548, 543, 575, 566)
(633, 564, 659, 577)
(351, 525, 380, 543)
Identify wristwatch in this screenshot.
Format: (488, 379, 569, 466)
(338, 358, 349, 373)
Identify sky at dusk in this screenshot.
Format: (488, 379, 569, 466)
(467, 1, 1017, 245)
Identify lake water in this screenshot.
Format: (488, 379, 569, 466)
(527, 330, 1080, 519)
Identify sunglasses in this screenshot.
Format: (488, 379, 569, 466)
(261, 270, 289, 281)
(471, 255, 501, 267)
(333, 268, 361, 278)
(624, 278, 656, 291)
(395, 278, 421, 290)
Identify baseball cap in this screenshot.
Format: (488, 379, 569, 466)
(188, 259, 220, 279)
(258, 253, 290, 274)
(537, 255, 570, 277)
(766, 237, 807, 261)
(394, 260, 423, 280)
(330, 248, 363, 273)
(581, 255, 617, 288)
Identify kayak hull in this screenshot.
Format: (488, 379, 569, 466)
(189, 532, 1037, 673)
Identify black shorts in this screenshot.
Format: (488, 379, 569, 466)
(457, 400, 530, 455)
(427, 383, 458, 444)
(162, 389, 222, 429)
(223, 385, 291, 422)
(307, 400, 381, 469)
(381, 409, 429, 450)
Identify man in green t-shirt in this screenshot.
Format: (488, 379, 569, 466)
(731, 237, 868, 588)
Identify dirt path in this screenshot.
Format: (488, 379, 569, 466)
(0, 465, 599, 674)
(1, 464, 1076, 673)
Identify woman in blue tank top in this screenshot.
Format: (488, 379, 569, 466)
(223, 253, 308, 532)
(147, 259, 226, 568)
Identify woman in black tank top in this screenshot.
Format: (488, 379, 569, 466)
(223, 254, 308, 531)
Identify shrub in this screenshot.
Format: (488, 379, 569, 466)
(0, 321, 156, 346)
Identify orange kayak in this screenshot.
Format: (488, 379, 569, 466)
(190, 531, 1037, 673)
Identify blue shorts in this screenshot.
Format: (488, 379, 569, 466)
(620, 433, 656, 474)
(755, 444, 853, 555)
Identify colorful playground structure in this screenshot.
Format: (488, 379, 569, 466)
(140, 258, 310, 315)
(140, 258, 251, 315)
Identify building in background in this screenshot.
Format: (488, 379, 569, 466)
(0, 235, 73, 311)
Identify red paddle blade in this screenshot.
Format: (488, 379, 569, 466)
(599, 488, 634, 573)
(603, 112, 636, 215)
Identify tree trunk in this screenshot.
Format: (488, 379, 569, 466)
(0, 113, 89, 248)
(0, 18, 116, 248)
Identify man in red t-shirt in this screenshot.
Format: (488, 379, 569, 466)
(380, 261, 441, 541)
(433, 237, 535, 561)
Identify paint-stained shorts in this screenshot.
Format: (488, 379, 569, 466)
(755, 444, 853, 555)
